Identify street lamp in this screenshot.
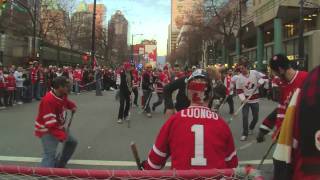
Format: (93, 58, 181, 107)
(131, 33, 143, 63)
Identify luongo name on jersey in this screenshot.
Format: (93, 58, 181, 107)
(142, 105, 238, 170)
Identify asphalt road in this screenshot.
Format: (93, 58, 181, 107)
(0, 90, 276, 177)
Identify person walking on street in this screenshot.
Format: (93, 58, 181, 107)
(117, 63, 133, 124)
(224, 69, 235, 114)
(152, 68, 170, 112)
(14, 67, 25, 105)
(142, 63, 153, 118)
(35, 76, 77, 168)
(131, 64, 139, 107)
(31, 61, 41, 100)
(236, 58, 267, 141)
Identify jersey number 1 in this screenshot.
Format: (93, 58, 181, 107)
(191, 125, 207, 166)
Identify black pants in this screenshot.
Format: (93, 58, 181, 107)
(118, 92, 130, 119)
(132, 87, 138, 105)
(242, 102, 259, 136)
(226, 95, 234, 114)
(143, 90, 152, 113)
(6, 90, 14, 106)
(0, 88, 5, 106)
(152, 93, 163, 110)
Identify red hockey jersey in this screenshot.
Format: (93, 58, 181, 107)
(132, 69, 139, 88)
(31, 67, 39, 84)
(34, 91, 76, 141)
(142, 106, 238, 170)
(155, 72, 170, 93)
(73, 69, 82, 82)
(6, 75, 16, 91)
(260, 71, 308, 134)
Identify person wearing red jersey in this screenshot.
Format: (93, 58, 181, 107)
(73, 65, 82, 95)
(5, 70, 16, 106)
(0, 66, 6, 109)
(131, 64, 140, 107)
(257, 54, 308, 143)
(39, 67, 46, 97)
(142, 69, 238, 170)
(152, 68, 170, 112)
(236, 58, 267, 141)
(31, 61, 41, 100)
(35, 76, 77, 168)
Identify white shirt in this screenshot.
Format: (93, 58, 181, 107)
(14, 71, 24, 88)
(236, 70, 266, 103)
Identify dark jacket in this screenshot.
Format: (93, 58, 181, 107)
(163, 76, 190, 111)
(119, 70, 132, 96)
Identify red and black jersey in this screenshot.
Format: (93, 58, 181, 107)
(132, 69, 139, 88)
(31, 67, 39, 84)
(73, 69, 82, 82)
(260, 71, 308, 134)
(142, 106, 238, 170)
(34, 91, 76, 141)
(155, 72, 170, 93)
(6, 75, 16, 91)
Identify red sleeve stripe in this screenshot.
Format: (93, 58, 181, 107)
(153, 145, 167, 158)
(260, 124, 272, 131)
(44, 119, 57, 125)
(35, 122, 45, 128)
(277, 105, 286, 109)
(147, 158, 162, 170)
(225, 150, 237, 162)
(277, 114, 285, 118)
(34, 128, 48, 132)
(43, 113, 56, 119)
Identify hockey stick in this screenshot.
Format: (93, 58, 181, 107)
(257, 141, 276, 170)
(130, 142, 142, 170)
(228, 86, 259, 124)
(139, 92, 153, 114)
(217, 95, 229, 113)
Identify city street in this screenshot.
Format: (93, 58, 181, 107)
(0, 91, 276, 176)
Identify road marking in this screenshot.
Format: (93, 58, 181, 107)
(0, 156, 273, 167)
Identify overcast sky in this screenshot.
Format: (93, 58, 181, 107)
(88, 0, 171, 56)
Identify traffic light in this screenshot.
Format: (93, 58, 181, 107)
(0, 0, 8, 9)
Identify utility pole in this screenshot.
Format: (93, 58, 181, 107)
(238, 0, 242, 56)
(32, 0, 37, 60)
(91, 0, 97, 68)
(298, 0, 305, 70)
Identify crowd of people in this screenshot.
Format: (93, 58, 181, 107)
(0, 61, 121, 110)
(3, 53, 319, 180)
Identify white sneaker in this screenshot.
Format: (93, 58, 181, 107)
(248, 130, 253, 135)
(240, 136, 247, 141)
(117, 119, 123, 124)
(77, 93, 81, 95)
(17, 102, 23, 105)
(124, 116, 130, 121)
(110, 87, 115, 91)
(0, 106, 6, 110)
(147, 113, 152, 118)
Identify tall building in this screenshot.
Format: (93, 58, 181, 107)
(170, 0, 204, 53)
(108, 10, 128, 66)
(72, 1, 92, 51)
(230, 0, 320, 71)
(88, 4, 106, 36)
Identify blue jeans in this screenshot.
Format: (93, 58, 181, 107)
(32, 82, 40, 100)
(242, 102, 259, 136)
(74, 81, 80, 93)
(40, 133, 78, 168)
